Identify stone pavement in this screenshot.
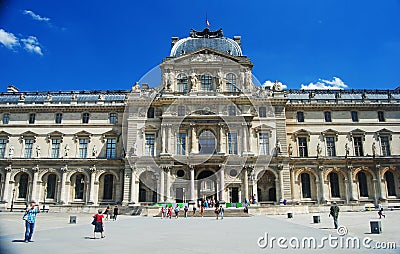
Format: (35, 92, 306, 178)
(0, 211, 398, 254)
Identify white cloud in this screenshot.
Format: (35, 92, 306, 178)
(21, 36, 43, 55)
(262, 80, 287, 90)
(0, 28, 20, 49)
(301, 77, 348, 90)
(23, 10, 50, 22)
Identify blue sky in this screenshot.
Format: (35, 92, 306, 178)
(0, 0, 399, 91)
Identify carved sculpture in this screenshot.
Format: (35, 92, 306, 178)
(8, 145, 14, 158)
(36, 145, 41, 158)
(64, 144, 70, 158)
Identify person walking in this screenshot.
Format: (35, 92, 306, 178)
(93, 209, 105, 239)
(219, 205, 224, 220)
(113, 205, 119, 221)
(329, 201, 340, 229)
(184, 206, 188, 218)
(378, 201, 385, 219)
(174, 205, 180, 219)
(192, 206, 197, 217)
(161, 206, 165, 219)
(200, 204, 204, 217)
(23, 201, 40, 243)
(214, 206, 220, 220)
(168, 206, 173, 219)
(104, 205, 111, 220)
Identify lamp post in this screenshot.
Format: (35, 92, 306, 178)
(42, 183, 47, 213)
(10, 188, 15, 212)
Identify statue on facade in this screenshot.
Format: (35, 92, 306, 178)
(372, 142, 377, 157)
(273, 80, 283, 91)
(345, 143, 350, 157)
(36, 145, 41, 158)
(8, 145, 14, 158)
(92, 145, 98, 157)
(288, 143, 293, 156)
(190, 73, 198, 91)
(275, 139, 282, 155)
(317, 143, 322, 157)
(167, 71, 175, 90)
(64, 144, 70, 158)
(132, 82, 141, 92)
(217, 70, 224, 90)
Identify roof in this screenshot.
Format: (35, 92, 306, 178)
(170, 28, 242, 57)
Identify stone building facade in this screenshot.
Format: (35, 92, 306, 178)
(0, 28, 399, 211)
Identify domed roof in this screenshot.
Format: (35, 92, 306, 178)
(170, 28, 242, 57)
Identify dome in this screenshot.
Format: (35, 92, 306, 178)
(170, 28, 242, 57)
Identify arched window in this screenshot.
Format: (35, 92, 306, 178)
(301, 173, 311, 198)
(74, 174, 85, 199)
(46, 174, 57, 199)
(226, 73, 237, 92)
(198, 130, 216, 154)
(357, 171, 368, 197)
(329, 172, 340, 198)
(18, 173, 29, 199)
(385, 171, 396, 196)
(201, 75, 213, 91)
(177, 74, 188, 92)
(103, 174, 114, 200)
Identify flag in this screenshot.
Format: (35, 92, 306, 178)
(206, 19, 210, 27)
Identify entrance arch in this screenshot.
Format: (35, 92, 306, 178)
(257, 170, 277, 202)
(138, 171, 157, 203)
(196, 170, 217, 201)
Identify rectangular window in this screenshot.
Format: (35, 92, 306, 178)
(378, 111, 385, 122)
(176, 133, 186, 155)
(106, 138, 117, 158)
(178, 106, 185, 116)
(259, 107, 267, 118)
(177, 75, 188, 92)
(0, 139, 6, 158)
(29, 113, 36, 124)
(228, 106, 236, 116)
(55, 113, 63, 124)
(326, 137, 336, 156)
(3, 113, 9, 124)
(298, 137, 308, 157)
(381, 136, 391, 156)
(324, 111, 332, 122)
(228, 133, 238, 155)
(24, 139, 34, 158)
(51, 139, 61, 158)
(82, 113, 90, 124)
(353, 136, 364, 156)
(145, 134, 155, 156)
(79, 138, 88, 158)
(351, 111, 358, 122)
(109, 113, 117, 124)
(259, 133, 269, 155)
(297, 112, 304, 122)
(201, 75, 213, 91)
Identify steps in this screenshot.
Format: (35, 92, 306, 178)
(154, 208, 252, 218)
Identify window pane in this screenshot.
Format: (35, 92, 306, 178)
(79, 139, 88, 158)
(259, 107, 266, 118)
(351, 111, 358, 122)
(378, 111, 385, 122)
(178, 106, 185, 116)
(381, 136, 390, 156)
(201, 75, 212, 91)
(297, 112, 304, 122)
(357, 172, 368, 197)
(228, 133, 238, 155)
(226, 73, 237, 92)
(82, 113, 89, 123)
(353, 137, 363, 156)
(228, 106, 236, 116)
(55, 113, 62, 124)
(0, 139, 6, 158)
(106, 138, 116, 158)
(199, 130, 216, 154)
(177, 74, 188, 92)
(109, 113, 117, 124)
(324, 112, 331, 122)
(326, 137, 336, 156)
(385, 171, 396, 196)
(29, 113, 35, 124)
(46, 174, 57, 199)
(145, 134, 155, 156)
(103, 174, 113, 199)
(176, 133, 186, 155)
(18, 174, 29, 198)
(259, 133, 269, 155)
(74, 174, 85, 199)
(301, 173, 311, 198)
(298, 137, 308, 157)
(147, 108, 155, 118)
(51, 139, 61, 158)
(3, 113, 9, 124)
(329, 172, 340, 198)
(24, 139, 34, 158)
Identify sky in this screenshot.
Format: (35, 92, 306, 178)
(0, 0, 399, 92)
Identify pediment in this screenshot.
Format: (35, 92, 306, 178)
(350, 128, 365, 134)
(377, 128, 392, 134)
(293, 129, 311, 135)
(0, 130, 10, 136)
(169, 47, 244, 64)
(48, 130, 64, 136)
(74, 130, 92, 136)
(21, 130, 37, 136)
(322, 128, 338, 135)
(253, 124, 275, 131)
(102, 130, 118, 137)
(142, 125, 159, 131)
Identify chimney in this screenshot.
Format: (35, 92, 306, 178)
(233, 36, 241, 47)
(171, 37, 179, 48)
(7, 85, 19, 93)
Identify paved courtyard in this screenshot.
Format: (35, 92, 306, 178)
(0, 210, 398, 254)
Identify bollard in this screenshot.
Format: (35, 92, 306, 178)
(370, 221, 382, 234)
(69, 216, 77, 224)
(287, 212, 293, 218)
(313, 215, 320, 223)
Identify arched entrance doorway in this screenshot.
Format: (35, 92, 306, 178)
(196, 170, 217, 201)
(257, 170, 277, 202)
(138, 171, 157, 203)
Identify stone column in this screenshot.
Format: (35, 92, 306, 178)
(290, 167, 297, 203)
(88, 166, 96, 205)
(59, 166, 67, 204)
(130, 168, 138, 204)
(242, 123, 248, 154)
(278, 165, 285, 203)
(377, 167, 387, 200)
(219, 166, 225, 202)
(2, 165, 12, 203)
(159, 168, 165, 202)
(190, 166, 195, 202)
(372, 178, 378, 205)
(243, 167, 249, 202)
(167, 125, 173, 155)
(165, 167, 171, 202)
(318, 166, 327, 203)
(218, 123, 225, 154)
(348, 167, 358, 201)
(161, 124, 167, 154)
(30, 166, 39, 202)
(190, 124, 198, 154)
